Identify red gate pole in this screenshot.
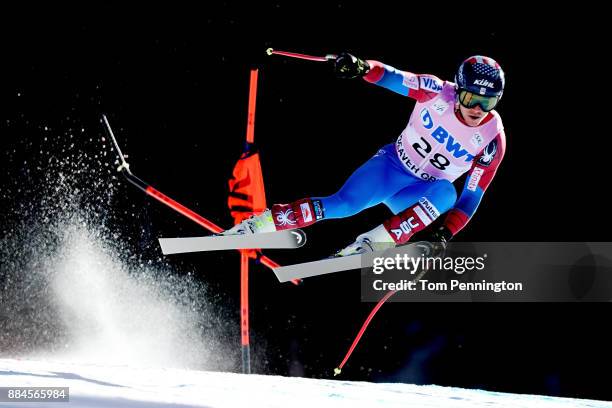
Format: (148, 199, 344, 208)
(240, 69, 260, 373)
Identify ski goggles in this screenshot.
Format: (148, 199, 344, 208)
(458, 89, 500, 112)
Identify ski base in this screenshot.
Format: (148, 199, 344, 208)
(159, 229, 306, 254)
(273, 242, 433, 282)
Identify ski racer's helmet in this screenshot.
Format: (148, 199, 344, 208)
(455, 55, 505, 112)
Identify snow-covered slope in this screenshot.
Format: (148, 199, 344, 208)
(1, 358, 609, 408)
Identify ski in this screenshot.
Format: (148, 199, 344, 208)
(273, 241, 434, 282)
(159, 229, 306, 255)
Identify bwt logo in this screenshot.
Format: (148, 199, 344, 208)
(419, 109, 475, 162)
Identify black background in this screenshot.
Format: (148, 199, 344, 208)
(1, 4, 611, 401)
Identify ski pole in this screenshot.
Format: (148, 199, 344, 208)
(334, 290, 397, 376)
(266, 48, 337, 62)
(334, 257, 434, 374)
(101, 115, 300, 285)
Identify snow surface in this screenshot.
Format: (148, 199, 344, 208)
(1, 142, 609, 408)
(1, 358, 610, 408)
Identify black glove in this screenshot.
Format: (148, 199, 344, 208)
(333, 52, 370, 79)
(427, 225, 453, 244)
(420, 226, 453, 258)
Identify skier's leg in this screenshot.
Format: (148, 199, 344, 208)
(223, 145, 411, 235)
(335, 179, 457, 255)
(271, 147, 412, 230)
(313, 148, 409, 220)
(383, 179, 457, 217)
(381, 179, 457, 244)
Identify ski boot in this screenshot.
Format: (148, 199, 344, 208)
(221, 209, 276, 236)
(333, 225, 396, 257)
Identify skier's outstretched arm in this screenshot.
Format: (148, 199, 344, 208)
(443, 131, 506, 237)
(362, 60, 444, 102)
(333, 53, 443, 102)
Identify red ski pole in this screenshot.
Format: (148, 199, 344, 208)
(334, 290, 397, 376)
(266, 48, 337, 62)
(101, 115, 299, 285)
(333, 264, 431, 374)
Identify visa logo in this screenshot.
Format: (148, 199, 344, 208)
(420, 109, 475, 162)
(420, 77, 443, 92)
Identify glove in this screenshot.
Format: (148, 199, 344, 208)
(420, 226, 453, 258)
(333, 52, 370, 79)
(426, 225, 453, 244)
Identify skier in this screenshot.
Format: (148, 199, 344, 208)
(223, 53, 506, 256)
